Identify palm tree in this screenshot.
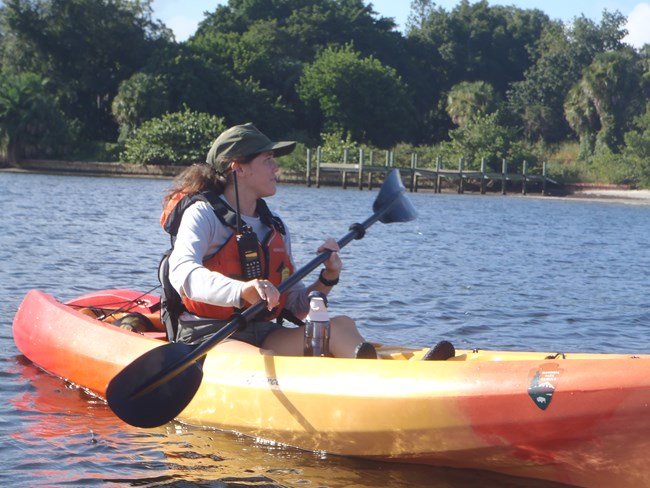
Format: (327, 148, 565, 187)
(564, 81, 599, 157)
(446, 80, 499, 128)
(564, 49, 643, 156)
(0, 72, 65, 163)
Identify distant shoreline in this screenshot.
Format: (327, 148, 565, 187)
(2, 159, 649, 205)
(0, 159, 182, 178)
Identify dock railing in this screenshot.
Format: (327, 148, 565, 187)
(305, 148, 557, 195)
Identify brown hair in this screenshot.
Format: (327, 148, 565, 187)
(163, 154, 261, 206)
(163, 163, 226, 206)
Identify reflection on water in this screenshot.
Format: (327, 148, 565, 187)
(2, 172, 645, 487)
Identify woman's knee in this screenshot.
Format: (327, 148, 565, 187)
(331, 315, 357, 331)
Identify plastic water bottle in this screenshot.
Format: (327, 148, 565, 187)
(303, 291, 330, 357)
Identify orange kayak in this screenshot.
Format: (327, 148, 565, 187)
(12, 288, 650, 487)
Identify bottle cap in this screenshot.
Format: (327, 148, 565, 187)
(306, 295, 329, 322)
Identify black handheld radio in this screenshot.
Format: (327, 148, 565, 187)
(237, 227, 262, 279)
(233, 172, 262, 280)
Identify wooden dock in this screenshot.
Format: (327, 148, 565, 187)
(305, 148, 557, 195)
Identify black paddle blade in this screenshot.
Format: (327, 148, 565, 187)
(106, 342, 204, 428)
(374, 169, 417, 224)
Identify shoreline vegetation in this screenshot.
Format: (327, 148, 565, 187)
(2, 159, 649, 206)
(2, 3, 649, 191)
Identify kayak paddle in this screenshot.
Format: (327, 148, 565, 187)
(106, 169, 417, 428)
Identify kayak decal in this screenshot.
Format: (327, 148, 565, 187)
(528, 363, 562, 411)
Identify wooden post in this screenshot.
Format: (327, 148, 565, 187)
(316, 146, 322, 188)
(358, 148, 364, 190)
(342, 148, 348, 189)
(480, 158, 487, 194)
(542, 161, 548, 195)
(522, 160, 528, 195)
(501, 158, 507, 195)
(306, 148, 312, 187)
(413, 153, 419, 192)
(458, 157, 464, 194)
(368, 150, 374, 190)
(409, 153, 416, 192)
(436, 156, 442, 193)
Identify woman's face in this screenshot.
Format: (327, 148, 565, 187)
(241, 150, 279, 198)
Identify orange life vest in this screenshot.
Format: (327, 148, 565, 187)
(160, 191, 294, 321)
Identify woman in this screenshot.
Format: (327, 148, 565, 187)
(161, 123, 377, 359)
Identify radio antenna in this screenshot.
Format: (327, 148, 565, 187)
(233, 170, 244, 234)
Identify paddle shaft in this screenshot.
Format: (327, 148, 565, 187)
(129, 191, 403, 400)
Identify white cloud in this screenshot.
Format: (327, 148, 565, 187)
(624, 3, 650, 48)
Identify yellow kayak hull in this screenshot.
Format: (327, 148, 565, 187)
(13, 289, 650, 487)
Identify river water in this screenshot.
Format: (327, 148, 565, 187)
(1, 171, 649, 487)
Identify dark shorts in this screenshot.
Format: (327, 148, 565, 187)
(177, 315, 283, 347)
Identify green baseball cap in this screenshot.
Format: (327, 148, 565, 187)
(206, 123, 296, 172)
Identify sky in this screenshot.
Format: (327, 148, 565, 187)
(151, 0, 650, 48)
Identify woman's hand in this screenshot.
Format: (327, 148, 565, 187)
(241, 279, 279, 311)
(318, 238, 342, 280)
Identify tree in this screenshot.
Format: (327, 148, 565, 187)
(1, 0, 171, 141)
(0, 72, 71, 163)
(121, 108, 226, 165)
(509, 11, 629, 144)
(112, 72, 169, 142)
(297, 44, 415, 147)
(405, 1, 550, 144)
(446, 81, 499, 127)
(564, 48, 644, 155)
(564, 81, 599, 158)
(190, 0, 407, 129)
(621, 103, 650, 186)
(447, 112, 521, 170)
(408, 0, 549, 93)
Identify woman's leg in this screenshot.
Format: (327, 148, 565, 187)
(328, 315, 367, 358)
(261, 325, 305, 356)
(213, 339, 265, 354)
(262, 316, 370, 358)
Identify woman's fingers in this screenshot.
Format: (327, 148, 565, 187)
(256, 279, 279, 310)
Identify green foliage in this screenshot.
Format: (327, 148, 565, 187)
(194, 0, 400, 68)
(68, 140, 122, 162)
(509, 12, 629, 145)
(121, 108, 226, 165)
(112, 72, 169, 142)
(1, 0, 171, 140)
(0, 71, 73, 162)
(276, 142, 307, 173)
(319, 131, 361, 163)
(298, 44, 415, 147)
(446, 112, 521, 171)
(619, 103, 650, 187)
(446, 81, 500, 127)
(0, 0, 646, 186)
(410, 0, 550, 93)
(131, 43, 297, 136)
(564, 48, 644, 157)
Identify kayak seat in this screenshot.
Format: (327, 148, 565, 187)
(422, 340, 456, 360)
